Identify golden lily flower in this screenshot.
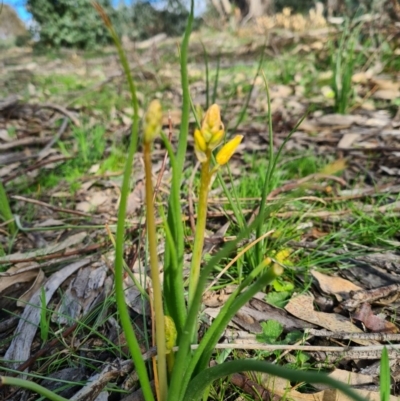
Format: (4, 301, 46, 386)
(194, 104, 225, 163)
(194, 129, 208, 163)
(202, 103, 223, 135)
(143, 99, 162, 144)
(194, 104, 243, 167)
(216, 135, 243, 166)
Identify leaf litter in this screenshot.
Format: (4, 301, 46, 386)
(1, 14, 400, 401)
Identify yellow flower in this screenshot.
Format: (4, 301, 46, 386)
(194, 104, 230, 163)
(194, 129, 207, 152)
(216, 135, 243, 165)
(202, 104, 223, 134)
(143, 99, 162, 144)
(207, 129, 224, 150)
(194, 129, 208, 163)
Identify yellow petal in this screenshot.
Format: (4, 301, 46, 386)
(201, 128, 213, 143)
(194, 129, 207, 152)
(208, 129, 225, 150)
(143, 99, 162, 143)
(194, 140, 208, 163)
(216, 135, 243, 165)
(202, 104, 222, 134)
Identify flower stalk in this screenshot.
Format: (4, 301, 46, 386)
(188, 104, 243, 310)
(188, 152, 212, 308)
(143, 101, 168, 401)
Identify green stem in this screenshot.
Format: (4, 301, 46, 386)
(169, 217, 263, 401)
(144, 142, 168, 401)
(256, 78, 274, 265)
(163, 0, 193, 336)
(0, 180, 15, 234)
(0, 376, 69, 401)
(92, 4, 155, 400)
(162, 135, 186, 337)
(188, 156, 211, 309)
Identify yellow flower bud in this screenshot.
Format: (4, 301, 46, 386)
(216, 135, 243, 165)
(143, 100, 162, 144)
(202, 104, 223, 134)
(207, 129, 225, 150)
(194, 129, 208, 163)
(194, 129, 207, 152)
(164, 315, 177, 353)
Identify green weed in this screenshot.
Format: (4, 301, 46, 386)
(330, 21, 363, 114)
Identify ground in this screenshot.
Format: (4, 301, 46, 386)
(0, 12, 400, 401)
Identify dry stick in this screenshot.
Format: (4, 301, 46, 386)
(3, 155, 72, 184)
(92, 342, 400, 364)
(38, 117, 69, 156)
(0, 242, 105, 264)
(308, 329, 400, 342)
(194, 182, 400, 205)
(0, 136, 50, 151)
(0, 255, 81, 276)
(39, 103, 81, 127)
(11, 195, 113, 220)
(342, 284, 400, 310)
(342, 146, 400, 152)
(13, 190, 244, 230)
(265, 174, 347, 200)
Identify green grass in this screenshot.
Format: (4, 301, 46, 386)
(24, 124, 108, 193)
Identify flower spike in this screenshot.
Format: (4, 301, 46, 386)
(143, 99, 162, 144)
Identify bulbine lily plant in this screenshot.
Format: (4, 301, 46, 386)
(0, 2, 372, 401)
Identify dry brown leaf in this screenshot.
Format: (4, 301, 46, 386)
(337, 133, 361, 149)
(202, 290, 230, 307)
(261, 374, 396, 401)
(309, 227, 329, 239)
(317, 114, 365, 127)
(311, 271, 363, 301)
(285, 293, 374, 345)
(0, 263, 39, 294)
(372, 79, 400, 90)
(328, 368, 374, 386)
(319, 158, 347, 175)
(0, 232, 87, 263)
(353, 303, 398, 333)
(373, 89, 400, 100)
(17, 268, 45, 307)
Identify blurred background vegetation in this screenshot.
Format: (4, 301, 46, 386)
(0, 0, 399, 49)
